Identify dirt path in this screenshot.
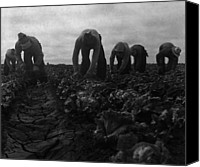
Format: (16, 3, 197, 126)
(1, 82, 114, 161)
(2, 82, 77, 160)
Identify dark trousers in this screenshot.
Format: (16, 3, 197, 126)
(134, 54, 146, 73)
(80, 44, 107, 80)
(166, 57, 178, 71)
(24, 51, 47, 83)
(3, 59, 15, 76)
(156, 53, 165, 75)
(116, 56, 131, 75)
(156, 50, 178, 75)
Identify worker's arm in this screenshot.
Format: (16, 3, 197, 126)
(118, 45, 131, 74)
(110, 50, 116, 73)
(87, 39, 101, 74)
(15, 42, 23, 65)
(72, 37, 81, 73)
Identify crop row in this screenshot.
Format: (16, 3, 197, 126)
(46, 64, 186, 164)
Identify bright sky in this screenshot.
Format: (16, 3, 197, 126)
(1, 0, 185, 64)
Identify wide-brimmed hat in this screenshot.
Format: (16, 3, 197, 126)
(114, 43, 125, 52)
(18, 32, 27, 41)
(18, 32, 32, 50)
(172, 47, 181, 57)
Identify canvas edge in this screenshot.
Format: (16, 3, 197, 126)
(186, 0, 199, 165)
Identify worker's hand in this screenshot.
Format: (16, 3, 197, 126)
(33, 65, 40, 71)
(17, 62, 25, 73)
(9, 67, 14, 72)
(84, 71, 96, 79)
(110, 70, 120, 79)
(110, 69, 115, 75)
(72, 71, 82, 80)
(116, 70, 121, 75)
(19, 62, 25, 69)
(110, 69, 118, 76)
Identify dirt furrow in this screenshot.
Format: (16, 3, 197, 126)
(2, 83, 75, 160)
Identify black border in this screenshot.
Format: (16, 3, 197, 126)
(186, 0, 199, 165)
(0, 0, 186, 9)
(0, 7, 1, 160)
(1, 0, 198, 165)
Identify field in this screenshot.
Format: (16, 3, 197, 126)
(1, 64, 185, 165)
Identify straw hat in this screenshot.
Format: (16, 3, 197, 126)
(18, 32, 32, 50)
(172, 46, 181, 57)
(18, 32, 26, 41)
(114, 42, 125, 52)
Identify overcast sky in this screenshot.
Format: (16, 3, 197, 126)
(1, 1, 185, 64)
